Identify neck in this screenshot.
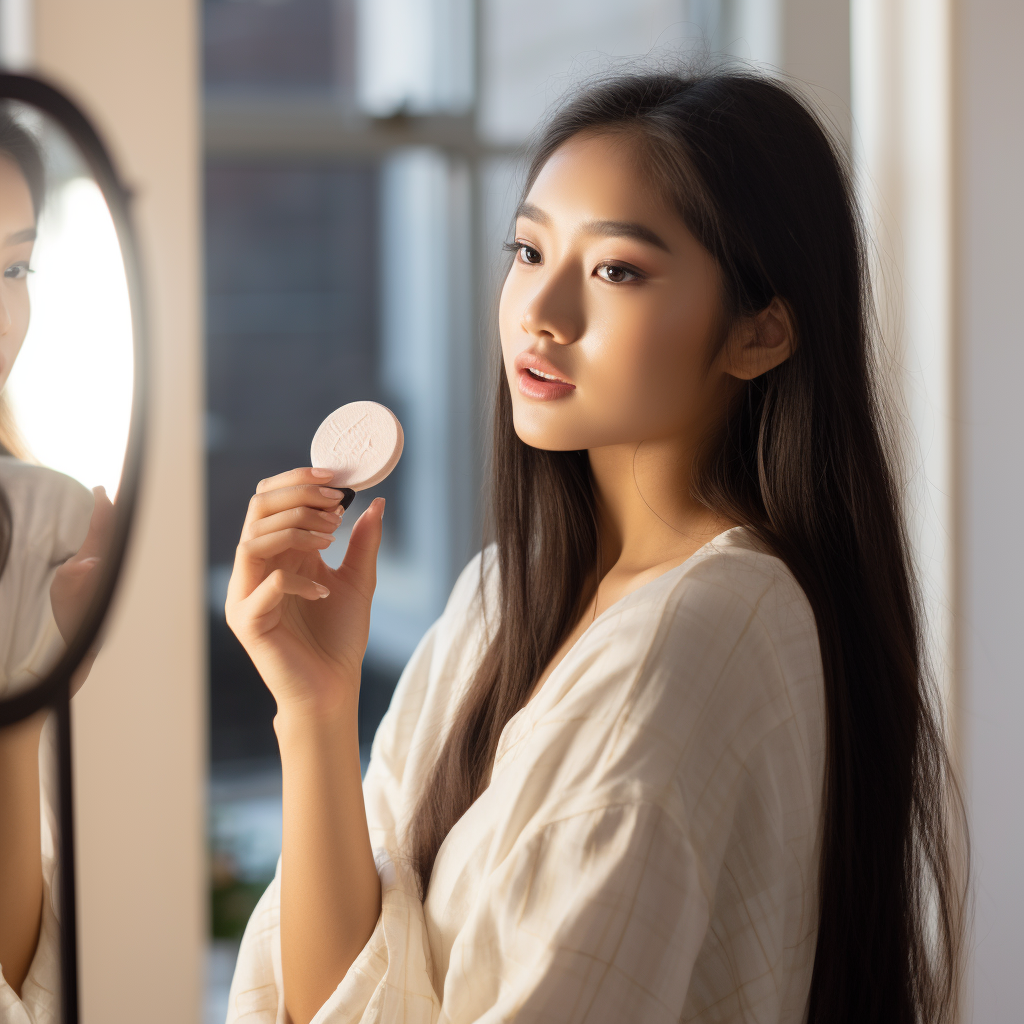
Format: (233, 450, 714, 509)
(588, 435, 736, 576)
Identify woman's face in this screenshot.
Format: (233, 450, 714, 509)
(499, 131, 734, 453)
(0, 154, 35, 394)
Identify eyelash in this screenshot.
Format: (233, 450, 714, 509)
(502, 241, 643, 284)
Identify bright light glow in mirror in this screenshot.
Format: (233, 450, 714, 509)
(5, 176, 133, 496)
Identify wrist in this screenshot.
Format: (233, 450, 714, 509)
(273, 696, 359, 747)
(273, 699, 365, 800)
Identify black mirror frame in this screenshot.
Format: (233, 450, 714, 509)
(0, 73, 147, 1024)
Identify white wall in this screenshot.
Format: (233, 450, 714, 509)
(33, 3, 205, 1023)
(851, 0, 955, 714)
(955, 0, 1024, 1018)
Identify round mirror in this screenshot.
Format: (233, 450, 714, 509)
(0, 74, 145, 1023)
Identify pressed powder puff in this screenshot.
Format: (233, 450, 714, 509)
(311, 401, 404, 508)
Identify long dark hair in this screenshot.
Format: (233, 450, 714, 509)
(0, 107, 45, 578)
(407, 71, 966, 1022)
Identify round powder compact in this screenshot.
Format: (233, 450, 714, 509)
(310, 401, 404, 507)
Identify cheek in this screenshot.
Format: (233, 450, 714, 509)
(584, 296, 712, 435)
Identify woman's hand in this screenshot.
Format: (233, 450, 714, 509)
(225, 467, 385, 720)
(50, 486, 115, 693)
(50, 485, 115, 644)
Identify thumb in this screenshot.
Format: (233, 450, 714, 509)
(338, 497, 385, 590)
(76, 485, 116, 561)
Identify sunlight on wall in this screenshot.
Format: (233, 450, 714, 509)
(851, 0, 953, 701)
(6, 175, 134, 496)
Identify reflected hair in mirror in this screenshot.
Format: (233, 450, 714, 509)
(0, 105, 44, 218)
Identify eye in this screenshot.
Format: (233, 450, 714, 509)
(3, 261, 31, 280)
(596, 263, 639, 284)
(502, 240, 542, 266)
(517, 244, 542, 265)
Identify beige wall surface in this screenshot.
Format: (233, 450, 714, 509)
(33, 2, 205, 1022)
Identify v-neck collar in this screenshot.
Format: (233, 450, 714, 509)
(489, 525, 752, 776)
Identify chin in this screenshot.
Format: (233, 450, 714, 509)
(511, 406, 593, 452)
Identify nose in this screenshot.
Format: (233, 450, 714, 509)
(0, 289, 10, 336)
(519, 262, 583, 346)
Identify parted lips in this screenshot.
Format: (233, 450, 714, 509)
(310, 401, 404, 491)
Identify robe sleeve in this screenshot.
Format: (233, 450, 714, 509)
(447, 800, 707, 1024)
(228, 795, 704, 1024)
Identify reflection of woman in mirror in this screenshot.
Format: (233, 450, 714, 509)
(225, 74, 967, 1023)
(0, 109, 113, 1010)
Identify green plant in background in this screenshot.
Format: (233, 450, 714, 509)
(210, 847, 274, 940)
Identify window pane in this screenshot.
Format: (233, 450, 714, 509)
(356, 0, 474, 115)
(204, 0, 355, 95)
(478, 0, 693, 143)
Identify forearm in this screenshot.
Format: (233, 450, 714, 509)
(275, 695, 382, 1024)
(0, 712, 46, 997)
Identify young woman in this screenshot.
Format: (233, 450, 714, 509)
(226, 71, 966, 1024)
(0, 109, 111, 1014)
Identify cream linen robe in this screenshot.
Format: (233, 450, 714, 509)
(0, 457, 93, 1024)
(228, 527, 826, 1024)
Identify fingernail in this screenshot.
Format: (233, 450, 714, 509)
(311, 531, 335, 542)
(319, 487, 343, 498)
(311, 468, 333, 479)
(315, 583, 330, 598)
(318, 510, 341, 524)
(378, 497, 386, 520)
(339, 487, 355, 510)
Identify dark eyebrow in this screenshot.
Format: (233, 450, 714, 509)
(582, 219, 670, 252)
(513, 202, 669, 253)
(4, 227, 36, 246)
(514, 201, 550, 226)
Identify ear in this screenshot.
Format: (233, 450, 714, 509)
(720, 297, 796, 381)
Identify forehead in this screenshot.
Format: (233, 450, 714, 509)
(526, 131, 674, 226)
(0, 154, 34, 229)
